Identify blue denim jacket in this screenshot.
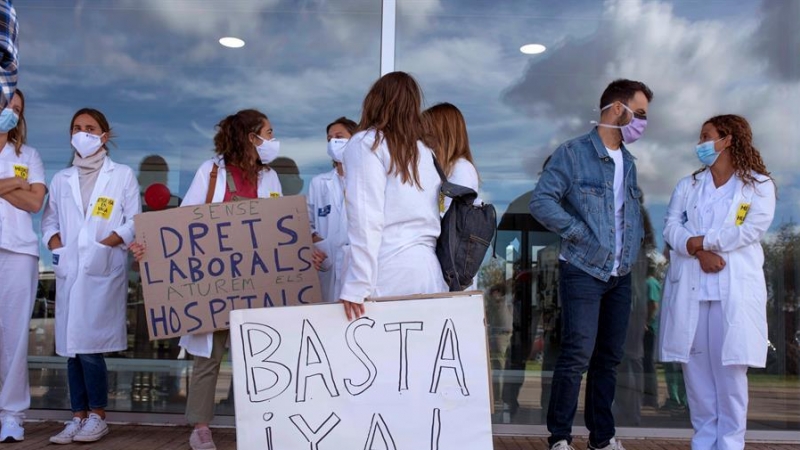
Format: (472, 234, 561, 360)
(529, 127, 644, 281)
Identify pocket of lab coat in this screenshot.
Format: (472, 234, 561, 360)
(667, 250, 682, 283)
(52, 247, 68, 279)
(84, 240, 113, 277)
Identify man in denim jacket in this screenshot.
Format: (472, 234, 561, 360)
(530, 79, 653, 450)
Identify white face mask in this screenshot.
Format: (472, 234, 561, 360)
(326, 138, 348, 163)
(255, 135, 280, 164)
(71, 132, 105, 158)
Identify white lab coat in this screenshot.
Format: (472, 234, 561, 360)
(659, 171, 776, 367)
(41, 157, 140, 358)
(306, 168, 349, 302)
(179, 156, 282, 358)
(339, 130, 448, 303)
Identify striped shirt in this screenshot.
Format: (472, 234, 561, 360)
(0, 1, 17, 110)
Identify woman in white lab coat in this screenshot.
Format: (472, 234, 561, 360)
(131, 109, 282, 450)
(660, 115, 775, 450)
(339, 71, 448, 320)
(307, 116, 356, 302)
(42, 108, 140, 444)
(0, 90, 46, 443)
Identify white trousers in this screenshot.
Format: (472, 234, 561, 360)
(0, 249, 37, 418)
(683, 301, 749, 450)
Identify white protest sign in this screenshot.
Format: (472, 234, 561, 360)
(229, 293, 493, 450)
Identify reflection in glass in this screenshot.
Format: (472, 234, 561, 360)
(20, 0, 382, 418)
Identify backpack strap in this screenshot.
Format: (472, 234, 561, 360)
(431, 152, 448, 183)
(432, 153, 460, 289)
(205, 164, 219, 204)
(432, 153, 479, 203)
(225, 167, 239, 196)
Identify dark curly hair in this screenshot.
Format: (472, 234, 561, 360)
(214, 109, 269, 186)
(692, 114, 771, 188)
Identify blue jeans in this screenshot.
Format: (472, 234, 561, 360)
(547, 261, 631, 448)
(67, 354, 108, 412)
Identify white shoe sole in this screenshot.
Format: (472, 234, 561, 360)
(72, 427, 109, 443)
(49, 436, 75, 445)
(1, 436, 24, 443)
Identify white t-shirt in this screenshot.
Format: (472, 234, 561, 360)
(0, 143, 46, 257)
(443, 158, 481, 212)
(608, 147, 624, 276)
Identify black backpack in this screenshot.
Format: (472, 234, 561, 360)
(432, 155, 497, 291)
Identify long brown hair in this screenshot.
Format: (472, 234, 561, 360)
(70, 108, 115, 151)
(357, 71, 425, 187)
(422, 102, 476, 178)
(692, 114, 771, 187)
(214, 109, 269, 186)
(7, 89, 26, 156)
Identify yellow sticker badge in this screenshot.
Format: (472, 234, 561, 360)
(92, 197, 115, 219)
(735, 202, 750, 226)
(438, 192, 446, 214)
(270, 192, 280, 198)
(13, 164, 28, 180)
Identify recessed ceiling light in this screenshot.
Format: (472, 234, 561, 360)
(219, 37, 245, 48)
(520, 43, 546, 55)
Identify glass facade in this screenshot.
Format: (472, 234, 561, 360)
(17, 0, 799, 435)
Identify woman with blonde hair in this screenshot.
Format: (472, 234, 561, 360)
(0, 89, 46, 443)
(339, 71, 448, 320)
(422, 101, 481, 211)
(660, 114, 775, 450)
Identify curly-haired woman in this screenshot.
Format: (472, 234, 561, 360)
(660, 114, 776, 450)
(131, 109, 282, 450)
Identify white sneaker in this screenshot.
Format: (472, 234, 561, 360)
(49, 417, 84, 444)
(72, 413, 109, 442)
(551, 440, 575, 450)
(0, 416, 24, 442)
(590, 438, 626, 450)
(189, 427, 217, 450)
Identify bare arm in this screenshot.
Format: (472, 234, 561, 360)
(1, 182, 46, 213)
(0, 175, 25, 195)
(100, 231, 124, 248)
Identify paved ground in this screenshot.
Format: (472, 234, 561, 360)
(13, 422, 798, 449)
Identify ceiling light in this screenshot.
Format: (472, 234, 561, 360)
(520, 43, 546, 55)
(219, 37, 245, 48)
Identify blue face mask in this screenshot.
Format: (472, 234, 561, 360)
(0, 108, 19, 132)
(695, 138, 725, 166)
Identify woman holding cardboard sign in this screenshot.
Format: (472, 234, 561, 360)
(0, 90, 46, 443)
(131, 109, 283, 450)
(339, 72, 448, 320)
(42, 108, 140, 444)
(660, 115, 775, 450)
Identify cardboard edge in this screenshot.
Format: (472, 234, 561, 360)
(371, 290, 483, 302)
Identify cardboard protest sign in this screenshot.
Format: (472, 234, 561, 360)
(229, 293, 493, 450)
(135, 196, 322, 340)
